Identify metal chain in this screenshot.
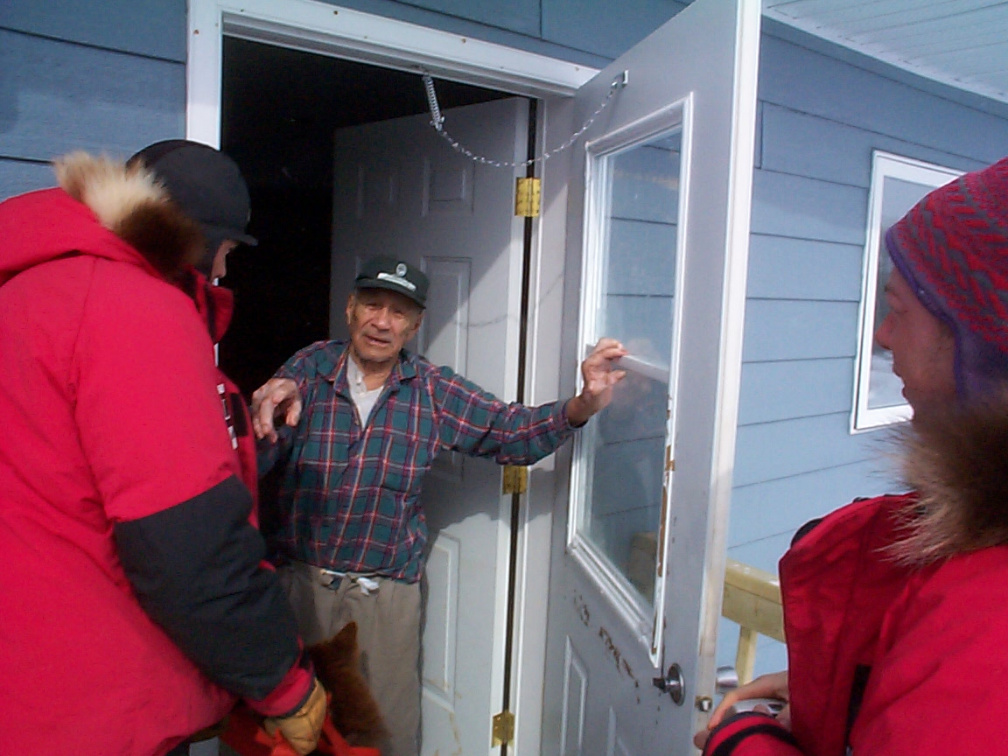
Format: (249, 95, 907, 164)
(421, 72, 628, 169)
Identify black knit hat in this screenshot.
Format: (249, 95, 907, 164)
(128, 140, 257, 251)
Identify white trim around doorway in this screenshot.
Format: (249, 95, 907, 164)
(187, 0, 598, 146)
(185, 2, 600, 754)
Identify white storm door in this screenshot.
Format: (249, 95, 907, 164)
(540, 1, 760, 754)
(330, 97, 529, 756)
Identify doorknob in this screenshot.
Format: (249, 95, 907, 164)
(652, 662, 685, 705)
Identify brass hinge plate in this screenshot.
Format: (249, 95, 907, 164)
(514, 177, 541, 217)
(501, 465, 528, 495)
(492, 709, 515, 747)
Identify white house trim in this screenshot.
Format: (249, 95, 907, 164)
(187, 0, 599, 146)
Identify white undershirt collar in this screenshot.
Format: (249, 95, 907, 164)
(347, 352, 384, 426)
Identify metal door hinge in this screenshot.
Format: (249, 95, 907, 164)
(501, 465, 528, 495)
(492, 709, 515, 747)
(514, 177, 541, 217)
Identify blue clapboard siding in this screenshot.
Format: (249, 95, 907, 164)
(747, 235, 864, 301)
(759, 34, 1008, 162)
(382, 0, 542, 37)
(541, 0, 687, 59)
(0, 3, 187, 200)
(760, 104, 991, 187)
(750, 170, 868, 244)
(326, 0, 684, 60)
(0, 0, 186, 61)
(731, 458, 895, 547)
(743, 300, 858, 362)
(310, 0, 679, 67)
(734, 413, 885, 488)
(0, 158, 59, 198)
(739, 358, 853, 425)
(0, 30, 185, 162)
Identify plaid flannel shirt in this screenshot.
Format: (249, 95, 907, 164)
(264, 340, 576, 582)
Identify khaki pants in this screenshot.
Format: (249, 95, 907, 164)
(279, 561, 421, 756)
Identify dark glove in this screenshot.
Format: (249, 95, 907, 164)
(264, 677, 327, 756)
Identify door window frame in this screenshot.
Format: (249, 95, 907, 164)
(568, 101, 689, 666)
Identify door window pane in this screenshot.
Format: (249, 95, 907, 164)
(572, 126, 682, 620)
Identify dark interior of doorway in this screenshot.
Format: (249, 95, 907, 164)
(218, 37, 510, 397)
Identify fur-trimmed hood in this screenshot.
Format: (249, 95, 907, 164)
(0, 152, 203, 287)
(893, 395, 1008, 564)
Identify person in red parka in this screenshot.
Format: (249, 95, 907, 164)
(0, 144, 325, 756)
(695, 155, 1008, 756)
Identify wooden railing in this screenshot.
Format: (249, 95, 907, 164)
(721, 558, 784, 684)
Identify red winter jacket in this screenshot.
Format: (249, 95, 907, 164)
(705, 491, 1008, 756)
(0, 154, 310, 755)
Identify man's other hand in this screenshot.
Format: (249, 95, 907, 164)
(251, 378, 302, 442)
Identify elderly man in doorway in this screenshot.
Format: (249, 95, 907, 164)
(252, 255, 626, 756)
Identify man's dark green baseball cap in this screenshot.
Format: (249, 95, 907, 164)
(354, 256, 429, 308)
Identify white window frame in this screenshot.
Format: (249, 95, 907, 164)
(851, 151, 962, 432)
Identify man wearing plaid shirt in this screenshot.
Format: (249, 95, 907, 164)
(253, 256, 626, 756)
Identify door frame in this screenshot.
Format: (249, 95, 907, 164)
(186, 0, 598, 147)
(186, 2, 755, 752)
(186, 2, 599, 753)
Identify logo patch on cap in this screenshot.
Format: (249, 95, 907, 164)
(376, 271, 417, 292)
(355, 255, 429, 307)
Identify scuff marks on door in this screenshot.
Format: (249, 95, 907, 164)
(598, 625, 635, 681)
(573, 591, 590, 626)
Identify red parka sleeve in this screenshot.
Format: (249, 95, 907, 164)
(702, 713, 803, 756)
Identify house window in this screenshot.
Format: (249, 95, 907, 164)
(568, 103, 685, 662)
(852, 151, 962, 431)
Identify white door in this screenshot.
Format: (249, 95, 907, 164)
(539, 0, 760, 754)
(329, 97, 530, 756)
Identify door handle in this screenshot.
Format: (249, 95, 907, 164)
(652, 662, 685, 705)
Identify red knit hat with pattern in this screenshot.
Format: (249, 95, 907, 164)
(885, 156, 1008, 400)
